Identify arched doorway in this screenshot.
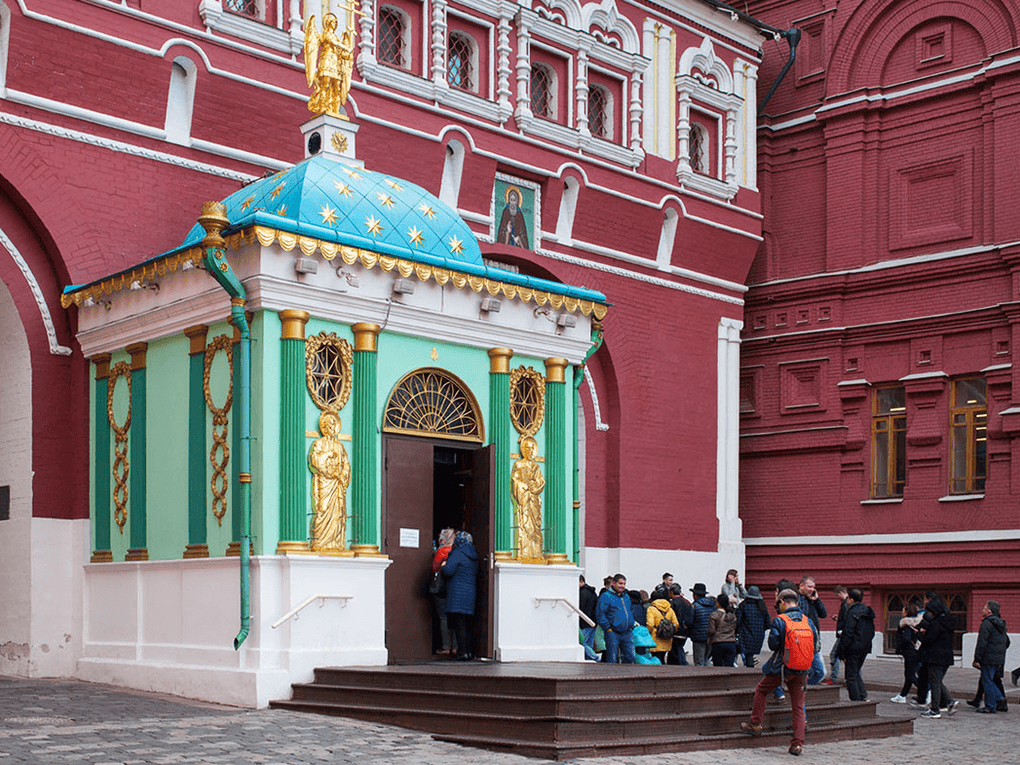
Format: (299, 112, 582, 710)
(381, 368, 493, 663)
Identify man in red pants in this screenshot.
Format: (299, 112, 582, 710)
(740, 589, 818, 756)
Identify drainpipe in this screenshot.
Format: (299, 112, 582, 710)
(197, 202, 253, 650)
(571, 319, 604, 563)
(758, 28, 801, 117)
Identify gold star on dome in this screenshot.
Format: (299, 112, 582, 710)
(240, 195, 255, 211)
(334, 181, 353, 199)
(418, 203, 436, 220)
(277, 204, 288, 216)
(448, 236, 464, 256)
(377, 192, 395, 209)
(366, 216, 383, 237)
(408, 226, 425, 247)
(343, 167, 363, 180)
(319, 204, 339, 226)
(270, 182, 286, 200)
(385, 179, 405, 192)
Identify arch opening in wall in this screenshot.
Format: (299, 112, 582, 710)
(165, 56, 197, 146)
(383, 367, 484, 443)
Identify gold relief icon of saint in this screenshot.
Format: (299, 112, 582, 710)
(304, 8, 359, 118)
(309, 411, 352, 552)
(511, 435, 545, 562)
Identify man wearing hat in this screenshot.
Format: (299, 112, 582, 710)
(689, 583, 717, 666)
(737, 586, 770, 668)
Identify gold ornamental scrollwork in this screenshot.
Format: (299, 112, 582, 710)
(510, 366, 545, 437)
(106, 361, 132, 534)
(203, 335, 234, 526)
(305, 332, 353, 413)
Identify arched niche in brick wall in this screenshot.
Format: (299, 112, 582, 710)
(827, 0, 1017, 95)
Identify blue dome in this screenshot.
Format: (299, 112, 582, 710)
(179, 155, 482, 266)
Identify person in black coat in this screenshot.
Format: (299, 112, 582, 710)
(667, 585, 692, 665)
(835, 589, 876, 701)
(972, 601, 1010, 713)
(441, 531, 479, 661)
(918, 592, 959, 717)
(579, 575, 599, 661)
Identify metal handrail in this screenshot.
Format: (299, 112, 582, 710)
(271, 594, 353, 630)
(535, 596, 595, 627)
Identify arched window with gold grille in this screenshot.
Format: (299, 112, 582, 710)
(306, 332, 353, 413)
(510, 366, 544, 437)
(383, 368, 484, 442)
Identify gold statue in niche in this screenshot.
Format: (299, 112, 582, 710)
(304, 10, 356, 118)
(309, 411, 352, 553)
(511, 435, 545, 562)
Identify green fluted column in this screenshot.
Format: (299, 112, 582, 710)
(184, 326, 209, 558)
(351, 323, 384, 556)
(91, 355, 113, 562)
(544, 358, 569, 563)
(277, 310, 310, 554)
(126, 343, 148, 561)
(489, 348, 514, 560)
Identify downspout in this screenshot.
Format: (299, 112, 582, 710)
(572, 319, 604, 563)
(197, 202, 253, 650)
(758, 28, 801, 117)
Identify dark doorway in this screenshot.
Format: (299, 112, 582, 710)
(383, 436, 493, 663)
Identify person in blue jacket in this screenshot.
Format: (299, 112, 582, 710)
(596, 573, 635, 664)
(441, 530, 479, 661)
(740, 588, 818, 757)
(689, 583, 717, 666)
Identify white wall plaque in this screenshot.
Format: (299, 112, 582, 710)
(399, 528, 420, 548)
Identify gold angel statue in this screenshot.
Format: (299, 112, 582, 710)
(304, 10, 356, 117)
(309, 411, 351, 552)
(511, 435, 546, 562)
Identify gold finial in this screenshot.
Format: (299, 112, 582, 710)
(304, 3, 364, 118)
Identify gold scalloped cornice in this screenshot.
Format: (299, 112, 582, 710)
(62, 226, 608, 321)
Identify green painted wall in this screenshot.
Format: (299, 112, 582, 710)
(145, 335, 190, 560)
(254, 310, 279, 554)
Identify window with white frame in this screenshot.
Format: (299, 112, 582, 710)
(224, 0, 260, 19)
(447, 31, 475, 92)
(378, 5, 409, 69)
(688, 122, 707, 172)
(531, 63, 555, 119)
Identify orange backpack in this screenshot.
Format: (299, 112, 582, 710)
(778, 613, 814, 670)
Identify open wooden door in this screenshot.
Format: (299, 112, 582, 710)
(468, 445, 494, 659)
(383, 436, 434, 663)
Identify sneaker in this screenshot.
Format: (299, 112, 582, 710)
(920, 710, 941, 719)
(1012, 667, 1020, 687)
(821, 678, 837, 685)
(966, 699, 980, 708)
(996, 700, 1008, 712)
(890, 695, 907, 704)
(946, 700, 959, 716)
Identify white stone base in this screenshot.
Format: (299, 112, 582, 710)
(494, 561, 584, 663)
(79, 554, 390, 707)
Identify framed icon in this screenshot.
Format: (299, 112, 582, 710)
(492, 174, 541, 251)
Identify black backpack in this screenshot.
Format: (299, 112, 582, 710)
(656, 616, 676, 640)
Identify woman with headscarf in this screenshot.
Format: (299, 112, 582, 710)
(431, 528, 456, 656)
(441, 531, 479, 661)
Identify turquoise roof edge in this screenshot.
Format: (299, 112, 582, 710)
(63, 210, 608, 305)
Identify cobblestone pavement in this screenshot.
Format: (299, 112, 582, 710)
(2, 661, 1016, 765)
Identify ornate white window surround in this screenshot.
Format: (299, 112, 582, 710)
(198, 0, 303, 55)
(676, 37, 743, 200)
(514, 0, 647, 169)
(358, 0, 514, 124)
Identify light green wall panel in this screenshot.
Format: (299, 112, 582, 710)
(254, 310, 280, 554)
(145, 335, 190, 560)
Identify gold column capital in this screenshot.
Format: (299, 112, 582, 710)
(92, 353, 112, 380)
(126, 342, 148, 371)
(352, 322, 381, 352)
(489, 348, 514, 374)
(544, 357, 569, 383)
(280, 309, 310, 340)
(184, 325, 209, 356)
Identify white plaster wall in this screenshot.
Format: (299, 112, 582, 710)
(30, 518, 86, 676)
(0, 277, 32, 676)
(77, 554, 390, 707)
(494, 562, 584, 662)
(581, 546, 743, 601)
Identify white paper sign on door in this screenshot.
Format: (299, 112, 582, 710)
(399, 528, 420, 548)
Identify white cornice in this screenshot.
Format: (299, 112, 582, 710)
(745, 529, 1020, 545)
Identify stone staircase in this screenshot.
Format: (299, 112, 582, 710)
(270, 662, 913, 759)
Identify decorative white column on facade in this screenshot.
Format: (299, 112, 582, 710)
(716, 317, 743, 559)
(736, 60, 759, 190)
(431, 0, 449, 92)
(675, 92, 691, 176)
(629, 68, 644, 157)
(514, 12, 533, 122)
(356, 0, 377, 71)
(576, 48, 591, 138)
(724, 103, 739, 187)
(497, 15, 513, 115)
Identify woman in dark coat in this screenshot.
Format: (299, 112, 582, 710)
(918, 593, 959, 717)
(737, 586, 770, 668)
(441, 531, 479, 661)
